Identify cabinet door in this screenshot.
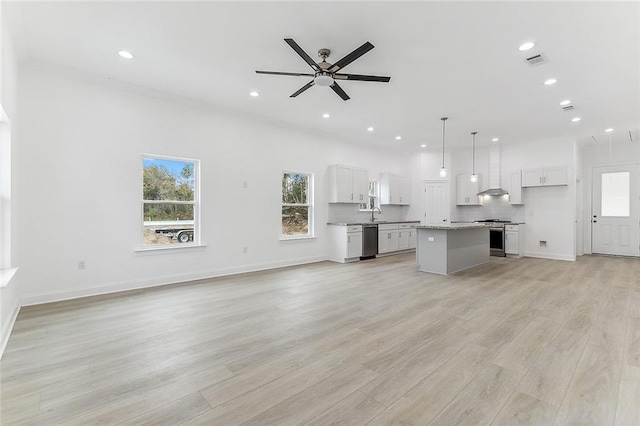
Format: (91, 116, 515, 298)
(378, 231, 390, 253)
(399, 175, 411, 205)
(353, 168, 369, 202)
(388, 174, 400, 204)
(456, 174, 468, 205)
(347, 232, 363, 258)
(389, 230, 400, 251)
(505, 231, 519, 254)
(336, 165, 354, 202)
(408, 229, 417, 249)
(543, 167, 568, 186)
(522, 169, 543, 187)
(509, 171, 523, 205)
(398, 230, 409, 250)
(467, 177, 480, 205)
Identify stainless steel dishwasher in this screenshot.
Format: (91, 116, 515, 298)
(361, 224, 378, 259)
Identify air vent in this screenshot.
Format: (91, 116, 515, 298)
(562, 105, 575, 111)
(525, 53, 547, 67)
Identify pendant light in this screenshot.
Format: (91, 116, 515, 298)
(470, 132, 478, 182)
(439, 117, 448, 177)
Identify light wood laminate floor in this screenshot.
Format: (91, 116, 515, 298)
(2, 254, 639, 425)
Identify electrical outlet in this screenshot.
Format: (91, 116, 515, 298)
(242, 247, 248, 253)
(78, 260, 86, 270)
(243, 181, 248, 189)
(539, 241, 547, 247)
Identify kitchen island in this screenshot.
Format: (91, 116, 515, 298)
(416, 224, 490, 275)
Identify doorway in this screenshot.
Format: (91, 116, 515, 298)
(424, 181, 449, 225)
(591, 164, 640, 256)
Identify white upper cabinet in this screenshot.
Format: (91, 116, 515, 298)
(522, 167, 568, 187)
(380, 172, 410, 205)
(509, 170, 523, 205)
(328, 164, 369, 203)
(455, 174, 481, 205)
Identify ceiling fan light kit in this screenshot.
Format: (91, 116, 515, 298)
(256, 38, 391, 101)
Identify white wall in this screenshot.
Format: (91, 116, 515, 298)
(14, 67, 409, 305)
(501, 139, 577, 261)
(0, 3, 21, 356)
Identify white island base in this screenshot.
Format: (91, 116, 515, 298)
(416, 225, 490, 275)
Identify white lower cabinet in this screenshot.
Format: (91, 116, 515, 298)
(505, 224, 525, 257)
(328, 225, 363, 263)
(378, 222, 419, 254)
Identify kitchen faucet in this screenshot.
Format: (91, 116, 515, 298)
(371, 207, 382, 222)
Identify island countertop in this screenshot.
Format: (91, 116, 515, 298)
(416, 223, 489, 230)
(327, 220, 421, 226)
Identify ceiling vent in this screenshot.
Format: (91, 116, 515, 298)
(562, 105, 575, 111)
(525, 53, 547, 67)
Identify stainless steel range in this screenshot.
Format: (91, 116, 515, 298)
(474, 219, 511, 257)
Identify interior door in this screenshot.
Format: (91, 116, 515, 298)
(425, 181, 449, 225)
(592, 164, 640, 256)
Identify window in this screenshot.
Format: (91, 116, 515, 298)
(142, 155, 199, 247)
(281, 171, 313, 238)
(360, 180, 379, 210)
(601, 171, 630, 217)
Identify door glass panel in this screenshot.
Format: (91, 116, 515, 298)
(601, 172, 630, 217)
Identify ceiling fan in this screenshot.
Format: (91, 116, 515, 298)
(256, 38, 391, 101)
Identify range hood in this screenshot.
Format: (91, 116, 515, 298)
(476, 146, 509, 197)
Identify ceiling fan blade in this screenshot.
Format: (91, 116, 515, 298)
(330, 82, 350, 101)
(334, 73, 391, 82)
(328, 42, 374, 72)
(256, 70, 315, 77)
(290, 80, 315, 98)
(284, 38, 320, 71)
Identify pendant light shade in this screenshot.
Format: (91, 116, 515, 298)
(470, 132, 478, 183)
(440, 117, 448, 178)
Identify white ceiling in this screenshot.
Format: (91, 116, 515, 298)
(5, 1, 640, 151)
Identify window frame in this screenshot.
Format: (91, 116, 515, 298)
(359, 180, 380, 211)
(140, 153, 201, 249)
(281, 169, 314, 240)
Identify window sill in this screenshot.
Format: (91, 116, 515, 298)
(279, 236, 317, 242)
(135, 244, 207, 255)
(0, 267, 19, 288)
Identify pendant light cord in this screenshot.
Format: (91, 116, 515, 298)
(471, 131, 477, 175)
(441, 117, 448, 168)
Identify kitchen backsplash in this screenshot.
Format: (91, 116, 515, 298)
(455, 196, 526, 223)
(328, 204, 408, 224)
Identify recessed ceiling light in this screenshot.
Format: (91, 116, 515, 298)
(605, 128, 614, 133)
(322, 113, 330, 119)
(367, 127, 374, 132)
(518, 41, 535, 51)
(395, 136, 402, 140)
(420, 144, 426, 148)
(571, 117, 581, 122)
(560, 99, 571, 106)
(492, 138, 499, 142)
(249, 91, 259, 97)
(544, 78, 557, 86)
(118, 50, 134, 59)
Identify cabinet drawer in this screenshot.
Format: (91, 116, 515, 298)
(398, 223, 417, 229)
(505, 224, 518, 231)
(379, 223, 399, 231)
(346, 225, 362, 232)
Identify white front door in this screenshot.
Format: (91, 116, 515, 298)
(425, 181, 449, 225)
(592, 164, 640, 256)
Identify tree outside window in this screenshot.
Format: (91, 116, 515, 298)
(360, 180, 379, 210)
(142, 155, 199, 246)
(282, 171, 313, 237)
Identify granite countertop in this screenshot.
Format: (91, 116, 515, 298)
(416, 223, 491, 230)
(327, 220, 421, 226)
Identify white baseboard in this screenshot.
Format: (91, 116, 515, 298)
(525, 251, 576, 261)
(20, 255, 328, 306)
(1, 304, 20, 359)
